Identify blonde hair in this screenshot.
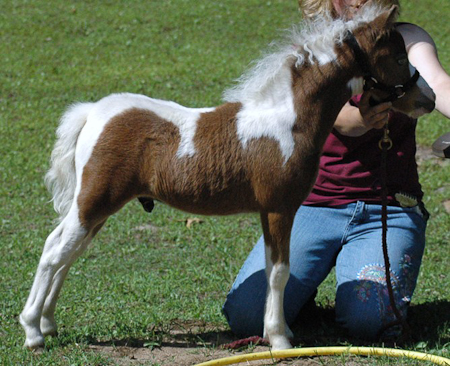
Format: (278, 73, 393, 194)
(299, 0, 337, 20)
(299, 0, 400, 20)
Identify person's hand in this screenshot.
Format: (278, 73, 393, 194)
(358, 90, 392, 130)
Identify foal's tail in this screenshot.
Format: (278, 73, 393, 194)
(45, 102, 94, 220)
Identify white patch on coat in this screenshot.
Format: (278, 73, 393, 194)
(76, 93, 214, 171)
(224, 3, 388, 162)
(234, 63, 297, 163)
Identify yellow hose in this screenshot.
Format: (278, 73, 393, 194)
(194, 346, 450, 366)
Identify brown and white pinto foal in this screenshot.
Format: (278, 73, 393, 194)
(21, 5, 435, 350)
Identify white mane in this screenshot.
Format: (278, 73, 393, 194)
(222, 3, 389, 164)
(223, 3, 388, 104)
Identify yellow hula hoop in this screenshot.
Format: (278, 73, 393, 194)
(194, 346, 450, 366)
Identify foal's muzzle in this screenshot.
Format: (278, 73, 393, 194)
(363, 68, 420, 106)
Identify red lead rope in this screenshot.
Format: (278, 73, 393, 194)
(220, 336, 269, 350)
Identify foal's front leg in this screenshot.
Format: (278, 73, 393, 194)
(260, 211, 294, 350)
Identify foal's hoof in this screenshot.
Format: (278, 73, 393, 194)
(270, 336, 292, 351)
(28, 345, 45, 354)
(23, 337, 45, 351)
(20, 314, 46, 351)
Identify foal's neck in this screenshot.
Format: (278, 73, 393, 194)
(291, 58, 358, 146)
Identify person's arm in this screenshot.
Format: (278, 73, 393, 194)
(398, 23, 450, 119)
(333, 93, 392, 137)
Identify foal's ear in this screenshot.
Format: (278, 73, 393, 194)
(372, 5, 399, 30)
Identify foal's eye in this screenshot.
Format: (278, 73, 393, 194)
(397, 56, 408, 66)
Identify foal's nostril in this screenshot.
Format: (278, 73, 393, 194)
(414, 100, 435, 113)
(415, 94, 436, 112)
(429, 99, 436, 112)
(415, 83, 436, 112)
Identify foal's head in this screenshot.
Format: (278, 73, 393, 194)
(350, 6, 435, 117)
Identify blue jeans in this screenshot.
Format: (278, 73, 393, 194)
(223, 202, 427, 340)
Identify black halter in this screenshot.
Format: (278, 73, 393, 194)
(344, 30, 420, 105)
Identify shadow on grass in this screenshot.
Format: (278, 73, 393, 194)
(291, 300, 450, 349)
(52, 301, 450, 351)
(408, 300, 450, 346)
(53, 319, 236, 350)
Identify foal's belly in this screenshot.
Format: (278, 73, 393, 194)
(149, 139, 322, 216)
(154, 183, 260, 216)
(152, 170, 316, 216)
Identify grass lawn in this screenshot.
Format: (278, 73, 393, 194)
(1, 0, 449, 365)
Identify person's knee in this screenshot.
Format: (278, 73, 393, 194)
(222, 271, 267, 337)
(223, 292, 264, 337)
(336, 303, 384, 340)
(336, 280, 407, 340)
(223, 277, 318, 338)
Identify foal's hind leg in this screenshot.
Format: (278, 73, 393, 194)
(260, 211, 295, 350)
(20, 209, 91, 349)
(40, 222, 104, 337)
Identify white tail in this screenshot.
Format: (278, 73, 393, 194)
(45, 103, 94, 219)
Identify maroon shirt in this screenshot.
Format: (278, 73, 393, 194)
(303, 96, 423, 206)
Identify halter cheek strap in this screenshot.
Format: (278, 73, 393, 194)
(364, 70, 420, 105)
(343, 30, 420, 106)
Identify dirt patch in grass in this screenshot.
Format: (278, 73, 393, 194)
(88, 321, 255, 366)
(90, 343, 370, 365)
(88, 320, 368, 365)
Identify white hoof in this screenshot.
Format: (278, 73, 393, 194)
(270, 335, 292, 350)
(23, 335, 45, 350)
(264, 325, 294, 344)
(20, 314, 45, 350)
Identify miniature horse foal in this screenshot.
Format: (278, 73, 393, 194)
(21, 5, 434, 350)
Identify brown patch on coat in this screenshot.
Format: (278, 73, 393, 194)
(77, 108, 181, 228)
(77, 103, 281, 228)
(148, 102, 263, 214)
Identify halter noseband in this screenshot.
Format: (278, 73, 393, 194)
(344, 30, 420, 105)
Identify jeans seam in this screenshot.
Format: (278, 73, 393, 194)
(341, 202, 362, 244)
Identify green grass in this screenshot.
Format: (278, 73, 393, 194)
(1, 0, 450, 365)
